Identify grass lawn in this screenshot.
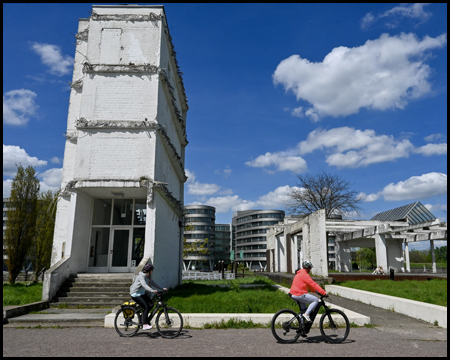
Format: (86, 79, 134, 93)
(336, 279, 447, 307)
(3, 282, 43, 306)
(166, 276, 301, 313)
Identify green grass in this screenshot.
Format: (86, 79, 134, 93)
(336, 279, 447, 307)
(166, 276, 300, 313)
(407, 263, 447, 269)
(3, 282, 43, 306)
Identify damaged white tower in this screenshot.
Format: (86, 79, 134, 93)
(43, 5, 188, 300)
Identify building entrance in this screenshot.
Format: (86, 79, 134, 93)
(87, 198, 146, 273)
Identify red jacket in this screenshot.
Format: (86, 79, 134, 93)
(289, 268, 326, 296)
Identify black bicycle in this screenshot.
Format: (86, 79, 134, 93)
(271, 294, 350, 344)
(114, 290, 183, 338)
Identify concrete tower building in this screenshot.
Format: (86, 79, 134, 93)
(43, 5, 188, 301)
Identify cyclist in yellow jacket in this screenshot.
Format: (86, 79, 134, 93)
(289, 260, 328, 323)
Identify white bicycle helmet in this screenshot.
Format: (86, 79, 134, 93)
(302, 260, 313, 269)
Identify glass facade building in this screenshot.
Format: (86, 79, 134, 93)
(183, 205, 215, 271)
(232, 209, 285, 271)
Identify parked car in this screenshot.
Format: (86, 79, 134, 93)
(200, 267, 212, 272)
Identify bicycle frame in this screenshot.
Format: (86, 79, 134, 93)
(135, 292, 166, 326)
(291, 295, 330, 333)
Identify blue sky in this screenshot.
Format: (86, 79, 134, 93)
(3, 3, 447, 251)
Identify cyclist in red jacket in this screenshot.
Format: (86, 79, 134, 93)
(289, 260, 328, 323)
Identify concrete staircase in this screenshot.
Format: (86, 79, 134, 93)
(51, 273, 133, 308)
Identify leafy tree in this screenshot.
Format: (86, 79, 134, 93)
(356, 247, 377, 269)
(5, 165, 40, 284)
(286, 170, 362, 218)
(434, 246, 447, 263)
(409, 249, 428, 263)
(183, 225, 210, 257)
(29, 190, 58, 282)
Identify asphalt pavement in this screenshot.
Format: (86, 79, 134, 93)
(3, 294, 447, 357)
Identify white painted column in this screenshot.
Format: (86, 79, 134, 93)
(374, 233, 388, 271)
(430, 240, 436, 273)
(404, 240, 410, 273)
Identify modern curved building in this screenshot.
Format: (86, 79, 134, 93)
(183, 205, 215, 271)
(233, 209, 285, 271)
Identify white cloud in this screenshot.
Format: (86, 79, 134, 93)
(185, 169, 196, 183)
(31, 42, 74, 76)
(193, 185, 298, 214)
(246, 151, 307, 174)
(50, 156, 61, 164)
(424, 133, 445, 142)
(186, 169, 232, 196)
(362, 3, 433, 29)
(188, 182, 221, 196)
(363, 172, 447, 202)
(249, 126, 446, 173)
(414, 143, 447, 156)
(215, 166, 232, 178)
(273, 33, 447, 121)
(203, 195, 255, 213)
(3, 89, 38, 125)
(38, 168, 63, 188)
(424, 203, 447, 213)
(299, 127, 415, 168)
(3, 180, 12, 198)
(290, 107, 304, 118)
(255, 185, 294, 209)
(3, 144, 47, 177)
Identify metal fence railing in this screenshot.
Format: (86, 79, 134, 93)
(182, 271, 235, 281)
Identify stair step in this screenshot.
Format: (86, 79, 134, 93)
(57, 291, 129, 297)
(51, 273, 134, 306)
(53, 296, 130, 302)
(61, 282, 130, 287)
(64, 278, 131, 284)
(59, 286, 129, 292)
(50, 302, 123, 308)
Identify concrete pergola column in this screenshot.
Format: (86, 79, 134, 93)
(430, 240, 436, 273)
(404, 240, 410, 273)
(374, 233, 388, 270)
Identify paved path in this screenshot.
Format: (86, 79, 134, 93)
(3, 325, 447, 357)
(3, 293, 447, 357)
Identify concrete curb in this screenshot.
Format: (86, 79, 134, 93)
(325, 285, 447, 328)
(3, 301, 49, 324)
(104, 284, 370, 328)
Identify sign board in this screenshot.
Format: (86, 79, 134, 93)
(230, 250, 234, 261)
(240, 250, 244, 260)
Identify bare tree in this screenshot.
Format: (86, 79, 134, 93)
(5, 165, 40, 284)
(286, 170, 362, 218)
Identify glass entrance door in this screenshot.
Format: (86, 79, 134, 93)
(109, 229, 131, 272)
(88, 198, 146, 273)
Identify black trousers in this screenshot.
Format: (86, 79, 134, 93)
(132, 294, 153, 325)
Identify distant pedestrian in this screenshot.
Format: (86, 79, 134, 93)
(372, 266, 385, 275)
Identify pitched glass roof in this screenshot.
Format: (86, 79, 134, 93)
(370, 201, 436, 225)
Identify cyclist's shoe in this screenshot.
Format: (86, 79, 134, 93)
(303, 314, 312, 323)
(142, 324, 152, 330)
(299, 332, 308, 338)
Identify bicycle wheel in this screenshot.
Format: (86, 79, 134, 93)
(271, 309, 302, 343)
(319, 309, 350, 343)
(155, 307, 183, 339)
(114, 306, 141, 337)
